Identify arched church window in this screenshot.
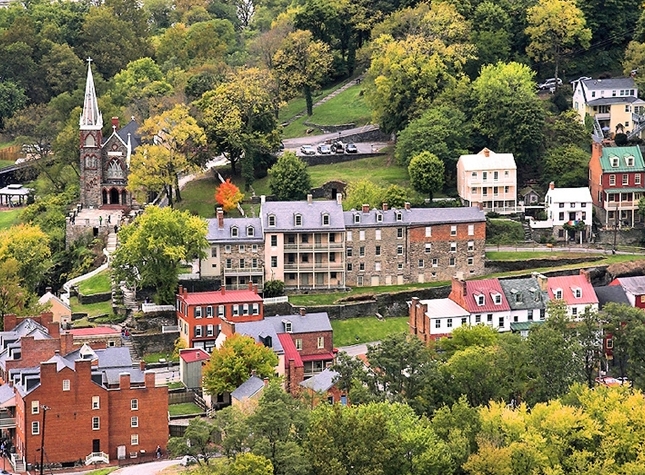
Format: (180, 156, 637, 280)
(85, 155, 98, 169)
(106, 158, 125, 179)
(85, 134, 96, 148)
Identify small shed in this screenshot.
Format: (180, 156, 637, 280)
(299, 368, 346, 405)
(519, 186, 542, 206)
(231, 375, 266, 408)
(179, 348, 210, 389)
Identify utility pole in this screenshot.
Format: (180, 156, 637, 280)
(39, 405, 50, 475)
(613, 202, 619, 253)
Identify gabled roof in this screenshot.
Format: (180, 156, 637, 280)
(499, 278, 549, 310)
(264, 312, 332, 334)
(117, 119, 141, 151)
(344, 206, 485, 228)
(277, 333, 303, 368)
(235, 320, 284, 354)
(462, 279, 511, 313)
(180, 348, 210, 364)
(458, 148, 517, 171)
(178, 289, 263, 306)
(205, 217, 264, 243)
(262, 200, 345, 232)
(546, 186, 593, 204)
(586, 96, 644, 106)
(547, 275, 598, 306)
(38, 291, 71, 311)
(231, 375, 265, 400)
(594, 285, 630, 309)
(599, 146, 645, 172)
(299, 368, 339, 392)
(613, 276, 645, 295)
(420, 298, 469, 319)
(582, 77, 636, 91)
(45, 353, 75, 372)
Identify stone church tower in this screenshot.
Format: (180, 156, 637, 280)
(79, 60, 137, 209)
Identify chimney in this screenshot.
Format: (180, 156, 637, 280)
(217, 207, 224, 229)
(549, 181, 555, 190)
(362, 204, 369, 213)
(45, 286, 52, 294)
(404, 202, 411, 210)
(261, 195, 266, 204)
(536, 274, 548, 291)
(307, 194, 313, 204)
(221, 286, 226, 295)
(144, 370, 155, 388)
(139, 360, 146, 371)
(111, 117, 119, 129)
(178, 285, 183, 296)
(248, 281, 253, 291)
(183, 286, 187, 297)
(119, 372, 131, 389)
(482, 148, 490, 157)
(382, 202, 388, 211)
(263, 377, 269, 385)
(336, 193, 342, 205)
(253, 284, 258, 294)
(299, 307, 306, 316)
(580, 269, 591, 283)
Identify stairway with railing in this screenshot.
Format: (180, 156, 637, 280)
(628, 113, 645, 140)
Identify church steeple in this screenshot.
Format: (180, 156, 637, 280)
(79, 58, 103, 130)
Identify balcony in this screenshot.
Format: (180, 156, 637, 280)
(222, 267, 264, 276)
(284, 263, 345, 271)
(85, 452, 109, 465)
(284, 242, 343, 250)
(0, 416, 16, 429)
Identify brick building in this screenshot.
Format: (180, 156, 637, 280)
(176, 284, 263, 352)
(610, 275, 645, 309)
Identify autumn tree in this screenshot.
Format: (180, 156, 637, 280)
(0, 260, 30, 319)
(408, 151, 445, 202)
(203, 334, 278, 396)
(110, 206, 207, 303)
(0, 223, 51, 293)
(215, 179, 244, 212)
(272, 29, 333, 116)
(525, 0, 591, 84)
(268, 152, 311, 201)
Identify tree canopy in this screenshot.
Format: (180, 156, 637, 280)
(268, 152, 312, 201)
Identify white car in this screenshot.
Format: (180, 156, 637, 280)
(538, 78, 563, 90)
(300, 145, 316, 155)
(179, 455, 198, 466)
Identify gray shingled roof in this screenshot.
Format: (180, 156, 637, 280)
(262, 200, 345, 232)
(117, 119, 141, 151)
(594, 285, 631, 309)
(582, 77, 636, 90)
(264, 312, 332, 334)
(231, 375, 265, 400)
(499, 278, 549, 310)
(0, 383, 14, 405)
(299, 368, 338, 392)
(343, 206, 485, 228)
(586, 96, 643, 106)
(235, 320, 284, 354)
(205, 217, 264, 243)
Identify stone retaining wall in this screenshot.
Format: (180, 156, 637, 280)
(78, 291, 112, 304)
(131, 331, 177, 356)
(595, 228, 644, 246)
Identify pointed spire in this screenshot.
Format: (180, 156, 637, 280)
(79, 58, 103, 130)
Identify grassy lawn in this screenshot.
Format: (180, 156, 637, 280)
(143, 352, 179, 364)
(169, 402, 203, 416)
(176, 175, 218, 218)
(278, 81, 352, 124)
(0, 209, 20, 230)
(70, 296, 114, 318)
(85, 469, 119, 475)
(332, 316, 409, 347)
(78, 270, 111, 295)
(0, 159, 14, 169)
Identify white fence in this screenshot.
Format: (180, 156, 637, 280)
(263, 296, 289, 305)
(142, 303, 176, 313)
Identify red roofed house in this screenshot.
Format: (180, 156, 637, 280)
(546, 270, 598, 318)
(179, 348, 210, 389)
(448, 275, 512, 331)
(176, 284, 263, 352)
(609, 275, 645, 309)
(68, 326, 122, 349)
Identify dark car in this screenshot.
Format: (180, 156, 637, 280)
(345, 143, 358, 153)
(331, 141, 345, 153)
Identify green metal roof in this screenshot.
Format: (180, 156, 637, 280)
(510, 321, 545, 332)
(604, 187, 645, 193)
(600, 146, 645, 172)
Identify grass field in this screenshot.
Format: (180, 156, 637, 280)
(143, 352, 179, 364)
(78, 270, 111, 295)
(168, 402, 203, 416)
(278, 82, 344, 124)
(332, 316, 409, 347)
(70, 296, 114, 318)
(0, 209, 20, 230)
(85, 469, 119, 475)
(0, 160, 14, 169)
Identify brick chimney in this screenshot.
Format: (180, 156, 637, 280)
(248, 281, 253, 291)
(361, 204, 369, 213)
(217, 207, 224, 229)
(404, 202, 411, 210)
(253, 284, 258, 294)
(580, 269, 591, 283)
(144, 370, 155, 388)
(178, 285, 183, 296)
(119, 372, 131, 389)
(482, 148, 490, 157)
(449, 275, 467, 308)
(111, 117, 119, 129)
(382, 203, 388, 211)
(307, 194, 313, 204)
(299, 307, 306, 316)
(220, 286, 226, 295)
(536, 274, 548, 291)
(139, 360, 146, 371)
(549, 181, 555, 190)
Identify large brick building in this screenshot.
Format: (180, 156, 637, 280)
(0, 314, 168, 471)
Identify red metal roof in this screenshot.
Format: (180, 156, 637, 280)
(463, 279, 511, 313)
(547, 274, 598, 305)
(180, 348, 211, 363)
(277, 333, 303, 367)
(300, 352, 335, 362)
(178, 289, 263, 306)
(69, 326, 119, 336)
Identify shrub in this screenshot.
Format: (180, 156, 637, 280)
(486, 219, 525, 244)
(264, 280, 285, 298)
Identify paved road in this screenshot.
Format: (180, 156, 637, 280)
(337, 342, 379, 357)
(111, 459, 181, 475)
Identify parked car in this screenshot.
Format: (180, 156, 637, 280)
(537, 78, 563, 90)
(180, 455, 198, 466)
(331, 141, 345, 153)
(278, 141, 285, 151)
(345, 143, 358, 153)
(300, 145, 316, 155)
(317, 144, 332, 154)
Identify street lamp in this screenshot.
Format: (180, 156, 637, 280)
(39, 405, 50, 475)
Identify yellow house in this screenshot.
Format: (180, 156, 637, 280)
(572, 77, 645, 138)
(38, 289, 72, 327)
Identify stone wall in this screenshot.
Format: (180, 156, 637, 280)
(131, 331, 178, 356)
(485, 256, 604, 273)
(595, 228, 644, 246)
(78, 291, 112, 304)
(301, 152, 386, 167)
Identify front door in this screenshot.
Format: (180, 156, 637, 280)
(92, 439, 100, 453)
(110, 188, 119, 204)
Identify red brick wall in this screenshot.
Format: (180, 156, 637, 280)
(589, 142, 603, 207)
(3, 312, 54, 332)
(290, 330, 334, 357)
(448, 277, 468, 309)
(408, 298, 429, 344)
(409, 221, 486, 242)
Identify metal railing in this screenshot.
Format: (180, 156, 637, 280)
(85, 452, 109, 465)
(264, 296, 289, 304)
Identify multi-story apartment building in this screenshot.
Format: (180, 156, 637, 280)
(344, 204, 486, 285)
(200, 208, 265, 290)
(544, 182, 593, 242)
(588, 143, 645, 227)
(456, 148, 517, 214)
(262, 196, 346, 290)
(176, 284, 263, 352)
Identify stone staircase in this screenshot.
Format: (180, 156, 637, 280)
(121, 284, 138, 311)
(106, 232, 118, 255)
(122, 335, 139, 362)
(522, 220, 532, 241)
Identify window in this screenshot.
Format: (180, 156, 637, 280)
(432, 258, 438, 267)
(295, 339, 302, 350)
(268, 215, 276, 226)
(450, 225, 457, 236)
(467, 257, 474, 266)
(239, 258, 245, 269)
(131, 416, 138, 428)
(573, 287, 582, 298)
(224, 245, 232, 254)
(498, 317, 504, 328)
(92, 417, 100, 430)
(418, 259, 424, 268)
(131, 434, 139, 446)
(435, 319, 441, 329)
(581, 202, 586, 208)
(606, 338, 614, 349)
(610, 174, 616, 186)
(32, 421, 39, 435)
(207, 324, 214, 336)
(397, 228, 403, 238)
(252, 258, 258, 268)
(637, 174, 642, 185)
(92, 396, 100, 410)
(322, 214, 330, 225)
(195, 325, 202, 337)
(359, 230, 365, 241)
(467, 241, 474, 251)
(218, 305, 225, 318)
(230, 226, 238, 237)
(347, 231, 352, 241)
(239, 245, 245, 253)
(252, 304, 259, 315)
(472, 187, 477, 194)
(447, 318, 453, 328)
(247, 226, 254, 237)
(31, 400, 39, 414)
(63, 379, 70, 391)
(359, 262, 365, 271)
(195, 306, 202, 318)
(425, 243, 432, 253)
(611, 157, 619, 167)
(271, 256, 277, 268)
(131, 399, 139, 410)
(475, 315, 481, 323)
(449, 257, 456, 267)
(450, 242, 457, 253)
(375, 245, 381, 256)
(295, 214, 302, 226)
(487, 314, 493, 322)
(211, 247, 217, 258)
(628, 156, 635, 166)
(347, 263, 353, 271)
(285, 321, 292, 333)
(375, 229, 382, 240)
(559, 203, 565, 208)
(623, 174, 629, 185)
(493, 171, 499, 181)
(397, 245, 403, 255)
(376, 213, 383, 223)
(317, 336, 324, 348)
(359, 246, 365, 257)
(472, 171, 477, 178)
(559, 212, 565, 221)
(270, 235, 277, 247)
(375, 262, 381, 271)
(482, 171, 488, 181)
(554, 289, 563, 299)
(493, 293, 501, 304)
(477, 295, 485, 306)
(232, 305, 240, 317)
(354, 214, 360, 223)
(468, 224, 474, 236)
(572, 307, 578, 316)
(425, 226, 432, 237)
(396, 212, 402, 221)
(347, 248, 353, 257)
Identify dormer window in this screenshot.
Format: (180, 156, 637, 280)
(283, 320, 292, 333)
(247, 226, 254, 237)
(627, 156, 634, 166)
(354, 214, 360, 223)
(554, 288, 563, 299)
(396, 212, 402, 221)
(230, 226, 238, 237)
(611, 156, 619, 167)
(268, 215, 276, 227)
(492, 293, 502, 305)
(376, 212, 383, 223)
(476, 294, 485, 306)
(322, 213, 330, 226)
(294, 214, 302, 226)
(572, 287, 582, 298)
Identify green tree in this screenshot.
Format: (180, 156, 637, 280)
(40, 43, 85, 97)
(525, 0, 591, 83)
(110, 206, 207, 303)
(272, 29, 333, 116)
(602, 302, 645, 380)
(382, 184, 408, 208)
(466, 1, 512, 78)
(268, 152, 312, 200)
(0, 259, 31, 320)
(109, 57, 172, 117)
(229, 453, 274, 475)
(575, 307, 602, 389)
(543, 145, 590, 188)
(167, 417, 219, 465)
(408, 151, 445, 201)
(437, 325, 500, 360)
(343, 179, 383, 211)
(544, 109, 591, 150)
(0, 223, 51, 293)
(203, 334, 278, 396)
(263, 279, 285, 298)
(0, 81, 27, 129)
